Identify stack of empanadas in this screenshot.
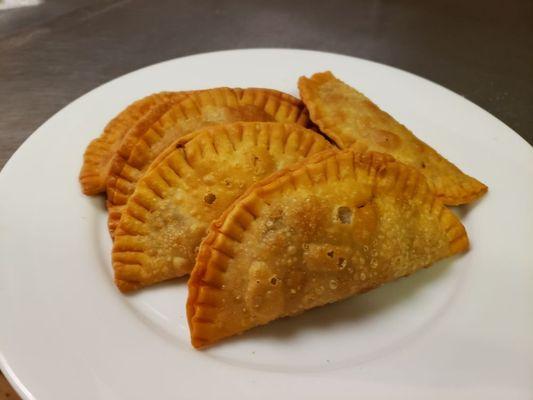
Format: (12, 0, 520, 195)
(80, 73, 486, 348)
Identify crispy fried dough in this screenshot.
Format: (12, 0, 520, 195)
(298, 71, 487, 205)
(113, 122, 331, 292)
(79, 92, 185, 195)
(106, 88, 309, 235)
(187, 149, 469, 348)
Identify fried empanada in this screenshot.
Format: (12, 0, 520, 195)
(106, 88, 309, 235)
(298, 71, 487, 205)
(79, 92, 186, 195)
(112, 122, 331, 292)
(187, 149, 469, 348)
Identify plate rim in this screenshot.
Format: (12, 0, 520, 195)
(1, 47, 531, 181)
(1, 47, 532, 400)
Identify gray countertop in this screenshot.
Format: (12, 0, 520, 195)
(1, 0, 532, 171)
(0, 1, 532, 398)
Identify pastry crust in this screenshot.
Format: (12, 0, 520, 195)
(79, 92, 186, 195)
(112, 122, 332, 292)
(187, 148, 469, 348)
(106, 88, 309, 235)
(298, 71, 487, 205)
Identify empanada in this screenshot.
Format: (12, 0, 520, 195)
(112, 122, 331, 292)
(187, 149, 469, 348)
(298, 71, 487, 205)
(79, 92, 185, 195)
(106, 88, 309, 235)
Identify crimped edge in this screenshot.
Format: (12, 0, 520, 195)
(187, 148, 469, 348)
(105, 87, 311, 236)
(113, 122, 333, 292)
(298, 71, 488, 206)
(79, 91, 185, 195)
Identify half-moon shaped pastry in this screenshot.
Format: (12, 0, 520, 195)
(112, 122, 332, 292)
(298, 71, 487, 205)
(187, 148, 469, 348)
(79, 92, 185, 195)
(106, 88, 309, 235)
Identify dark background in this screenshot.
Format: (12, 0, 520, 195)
(1, 0, 533, 172)
(0, 0, 532, 398)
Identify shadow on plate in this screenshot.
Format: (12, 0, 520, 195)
(120, 274, 188, 297)
(453, 197, 486, 219)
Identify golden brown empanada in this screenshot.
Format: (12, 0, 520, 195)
(106, 88, 309, 235)
(187, 148, 469, 348)
(298, 71, 487, 205)
(79, 92, 186, 195)
(112, 122, 331, 292)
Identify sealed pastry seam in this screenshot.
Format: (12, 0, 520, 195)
(112, 122, 333, 292)
(298, 71, 487, 206)
(79, 91, 186, 195)
(187, 149, 469, 348)
(105, 88, 310, 236)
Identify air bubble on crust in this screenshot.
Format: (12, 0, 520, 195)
(337, 206, 352, 224)
(204, 193, 216, 204)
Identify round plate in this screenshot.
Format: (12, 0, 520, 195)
(1, 49, 532, 400)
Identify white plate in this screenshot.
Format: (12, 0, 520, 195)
(1, 49, 532, 400)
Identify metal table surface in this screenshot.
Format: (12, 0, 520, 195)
(0, 0, 532, 399)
